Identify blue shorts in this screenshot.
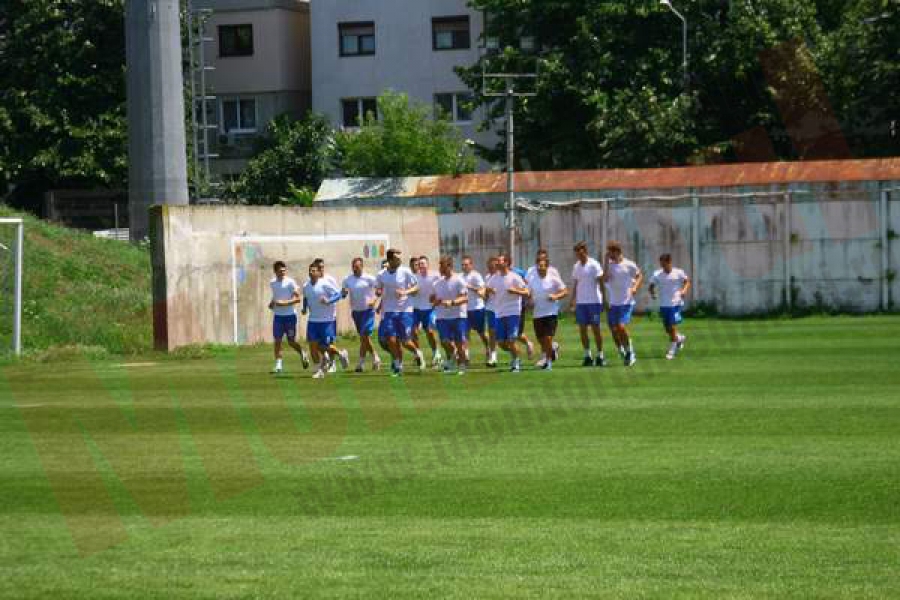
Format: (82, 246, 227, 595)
(413, 308, 436, 331)
(660, 306, 683, 327)
(486, 310, 497, 332)
(495, 315, 521, 342)
(575, 303, 603, 326)
(307, 320, 336, 347)
(273, 315, 298, 341)
(607, 303, 635, 327)
(467, 309, 486, 334)
(381, 312, 414, 341)
(352, 309, 376, 336)
(437, 318, 468, 343)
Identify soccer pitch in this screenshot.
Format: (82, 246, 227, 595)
(2, 316, 900, 598)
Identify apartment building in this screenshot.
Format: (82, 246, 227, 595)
(193, 0, 312, 176)
(310, 0, 491, 149)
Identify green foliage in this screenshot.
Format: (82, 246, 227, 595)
(336, 91, 476, 178)
(0, 0, 127, 209)
(461, 0, 898, 169)
(226, 112, 334, 205)
(0, 205, 151, 355)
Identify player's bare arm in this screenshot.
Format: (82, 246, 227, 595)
(630, 270, 644, 296)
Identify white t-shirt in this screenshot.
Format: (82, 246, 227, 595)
(269, 277, 299, 317)
(342, 273, 378, 312)
(650, 268, 689, 307)
(376, 267, 418, 313)
(571, 258, 604, 305)
(414, 271, 441, 310)
(302, 278, 341, 323)
(605, 259, 641, 306)
(526, 264, 560, 284)
(487, 271, 527, 318)
(462, 270, 486, 311)
(433, 274, 468, 320)
(528, 274, 567, 318)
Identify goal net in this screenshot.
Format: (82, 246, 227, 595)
(0, 219, 23, 355)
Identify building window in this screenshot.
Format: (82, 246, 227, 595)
(432, 16, 470, 50)
(434, 92, 474, 123)
(339, 22, 375, 56)
(218, 24, 254, 57)
(341, 98, 377, 128)
(221, 98, 257, 133)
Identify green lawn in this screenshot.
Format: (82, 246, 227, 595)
(2, 316, 900, 598)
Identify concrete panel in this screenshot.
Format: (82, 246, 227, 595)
(890, 195, 900, 310)
(151, 205, 438, 350)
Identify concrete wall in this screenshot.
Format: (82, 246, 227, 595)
(310, 0, 493, 149)
(433, 183, 899, 315)
(151, 206, 439, 350)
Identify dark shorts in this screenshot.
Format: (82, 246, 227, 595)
(272, 315, 297, 341)
(607, 303, 635, 326)
(660, 306, 683, 327)
(533, 315, 559, 339)
(467, 309, 486, 334)
(436, 318, 468, 343)
(306, 320, 336, 347)
(575, 303, 603, 326)
(352, 309, 376, 336)
(486, 310, 498, 332)
(413, 308, 436, 331)
(381, 311, 414, 341)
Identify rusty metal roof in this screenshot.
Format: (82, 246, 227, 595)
(413, 158, 900, 197)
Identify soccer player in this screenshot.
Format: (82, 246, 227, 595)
(504, 254, 536, 360)
(303, 262, 350, 379)
(528, 257, 568, 370)
(603, 241, 643, 366)
(648, 253, 691, 360)
(485, 253, 530, 372)
(267, 261, 311, 374)
(569, 241, 606, 367)
(343, 257, 382, 372)
(431, 256, 469, 374)
(461, 255, 491, 363)
(483, 255, 500, 367)
(412, 256, 442, 368)
(376, 248, 424, 376)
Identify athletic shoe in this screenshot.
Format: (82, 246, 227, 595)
(327, 360, 337, 373)
(535, 357, 547, 368)
(582, 356, 593, 367)
(510, 363, 521, 373)
(443, 362, 454, 374)
(665, 350, 676, 360)
(487, 358, 497, 368)
(677, 335, 686, 350)
(525, 341, 535, 360)
(431, 354, 442, 369)
(300, 351, 310, 370)
(270, 366, 283, 375)
(551, 342, 560, 362)
(312, 369, 325, 379)
(541, 362, 552, 371)
(338, 350, 350, 370)
(372, 359, 382, 371)
(625, 351, 636, 367)
(594, 355, 605, 367)
(354, 364, 364, 373)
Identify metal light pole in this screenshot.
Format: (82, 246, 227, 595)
(661, 0, 688, 90)
(482, 39, 538, 265)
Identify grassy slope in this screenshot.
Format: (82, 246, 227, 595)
(1, 316, 900, 598)
(0, 206, 151, 355)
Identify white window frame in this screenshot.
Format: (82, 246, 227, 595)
(434, 92, 474, 124)
(220, 97, 258, 134)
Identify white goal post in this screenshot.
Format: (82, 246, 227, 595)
(0, 218, 23, 355)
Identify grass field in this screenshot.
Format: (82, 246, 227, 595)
(2, 315, 900, 598)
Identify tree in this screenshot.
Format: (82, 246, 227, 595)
(226, 112, 334, 205)
(336, 91, 476, 178)
(460, 0, 896, 169)
(0, 0, 127, 212)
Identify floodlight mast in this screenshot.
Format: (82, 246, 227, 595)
(481, 40, 538, 266)
(661, 0, 688, 90)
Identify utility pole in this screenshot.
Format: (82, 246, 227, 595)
(126, 0, 190, 241)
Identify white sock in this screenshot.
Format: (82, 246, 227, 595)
(275, 358, 283, 368)
(583, 348, 592, 358)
